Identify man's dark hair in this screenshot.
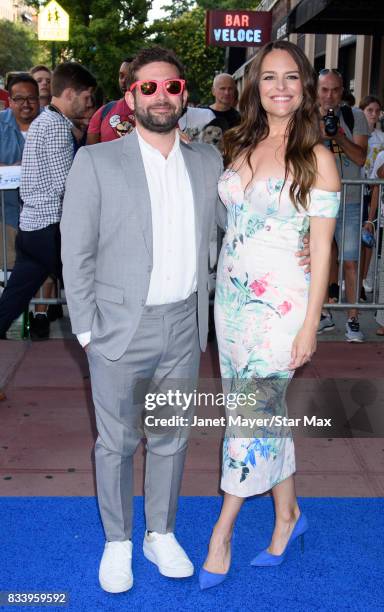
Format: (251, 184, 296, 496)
(122, 58, 133, 64)
(5, 71, 26, 90)
(126, 47, 185, 89)
(8, 74, 39, 97)
(51, 62, 97, 97)
(30, 65, 51, 76)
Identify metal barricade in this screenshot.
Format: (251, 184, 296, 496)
(1, 178, 384, 313)
(1, 188, 63, 305)
(0, 184, 27, 337)
(0, 173, 19, 288)
(329, 178, 384, 311)
(0, 189, 8, 286)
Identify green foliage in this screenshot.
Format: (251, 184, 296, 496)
(26, 0, 151, 99)
(19, 0, 262, 100)
(150, 6, 225, 104)
(161, 0, 194, 19)
(197, 0, 261, 8)
(0, 19, 41, 78)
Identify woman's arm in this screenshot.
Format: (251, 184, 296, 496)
(366, 184, 379, 232)
(305, 217, 337, 328)
(313, 143, 341, 192)
(364, 162, 384, 233)
(289, 217, 336, 369)
(289, 144, 340, 369)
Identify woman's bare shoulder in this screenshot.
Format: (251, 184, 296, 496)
(313, 144, 341, 191)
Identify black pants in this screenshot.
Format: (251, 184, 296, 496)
(0, 223, 62, 336)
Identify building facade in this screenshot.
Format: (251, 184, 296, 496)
(0, 0, 36, 27)
(232, 0, 384, 106)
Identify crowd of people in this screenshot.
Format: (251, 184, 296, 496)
(0, 43, 383, 594)
(0, 59, 242, 340)
(0, 63, 96, 339)
(1, 55, 384, 342)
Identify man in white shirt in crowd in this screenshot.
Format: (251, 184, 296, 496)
(178, 104, 215, 141)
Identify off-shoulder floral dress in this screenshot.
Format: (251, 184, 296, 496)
(215, 170, 340, 497)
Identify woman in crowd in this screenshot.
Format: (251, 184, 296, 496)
(360, 95, 384, 178)
(359, 96, 384, 298)
(199, 41, 340, 590)
(368, 151, 384, 334)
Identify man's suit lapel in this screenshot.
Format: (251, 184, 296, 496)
(120, 131, 153, 259)
(180, 141, 204, 268)
(120, 133, 204, 265)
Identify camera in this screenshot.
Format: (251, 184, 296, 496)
(323, 108, 339, 137)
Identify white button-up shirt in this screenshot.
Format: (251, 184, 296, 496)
(77, 129, 197, 347)
(137, 130, 196, 305)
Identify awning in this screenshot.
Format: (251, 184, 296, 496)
(289, 0, 384, 35)
(232, 53, 257, 80)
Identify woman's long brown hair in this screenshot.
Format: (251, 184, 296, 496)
(224, 40, 320, 210)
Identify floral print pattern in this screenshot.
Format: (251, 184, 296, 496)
(216, 170, 340, 497)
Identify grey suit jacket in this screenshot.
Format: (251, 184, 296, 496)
(61, 130, 226, 360)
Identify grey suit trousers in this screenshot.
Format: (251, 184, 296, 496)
(86, 293, 200, 541)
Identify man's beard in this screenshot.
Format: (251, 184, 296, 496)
(135, 102, 183, 133)
(70, 98, 88, 122)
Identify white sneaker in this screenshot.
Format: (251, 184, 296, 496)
(317, 313, 335, 334)
(363, 279, 373, 293)
(345, 318, 364, 343)
(99, 540, 133, 593)
(143, 531, 194, 578)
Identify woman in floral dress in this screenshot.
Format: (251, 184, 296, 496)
(199, 41, 340, 589)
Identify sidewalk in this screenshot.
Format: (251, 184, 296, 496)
(0, 309, 383, 498)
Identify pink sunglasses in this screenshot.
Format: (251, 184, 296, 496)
(129, 78, 186, 97)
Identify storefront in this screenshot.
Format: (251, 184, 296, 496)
(231, 0, 384, 105)
(289, 0, 384, 35)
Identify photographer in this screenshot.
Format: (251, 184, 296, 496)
(318, 68, 368, 342)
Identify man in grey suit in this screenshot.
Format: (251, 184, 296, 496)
(61, 47, 224, 593)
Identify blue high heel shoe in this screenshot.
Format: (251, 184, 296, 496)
(250, 513, 308, 567)
(199, 535, 233, 590)
(199, 567, 228, 590)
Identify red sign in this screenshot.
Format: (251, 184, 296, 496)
(206, 10, 272, 48)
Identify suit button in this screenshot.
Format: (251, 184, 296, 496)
(147, 266, 151, 273)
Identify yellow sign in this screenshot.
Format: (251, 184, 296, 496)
(38, 0, 69, 41)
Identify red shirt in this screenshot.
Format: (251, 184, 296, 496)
(0, 89, 9, 110)
(87, 98, 135, 142)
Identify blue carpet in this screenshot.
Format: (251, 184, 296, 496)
(0, 497, 382, 612)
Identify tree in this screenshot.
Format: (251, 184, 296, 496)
(26, 0, 151, 99)
(150, 6, 225, 104)
(161, 0, 194, 19)
(197, 0, 261, 8)
(0, 20, 40, 78)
